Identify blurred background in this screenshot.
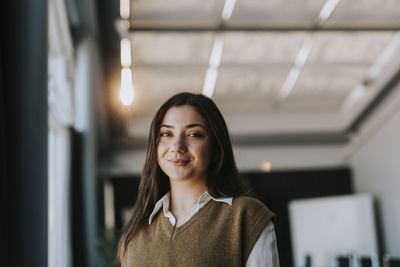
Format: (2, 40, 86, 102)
(2, 0, 400, 266)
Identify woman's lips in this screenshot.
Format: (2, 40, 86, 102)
(167, 159, 190, 166)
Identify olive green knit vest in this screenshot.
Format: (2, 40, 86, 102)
(121, 196, 275, 267)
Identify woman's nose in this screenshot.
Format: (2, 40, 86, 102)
(170, 137, 186, 153)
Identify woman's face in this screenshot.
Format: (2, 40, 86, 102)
(157, 105, 212, 184)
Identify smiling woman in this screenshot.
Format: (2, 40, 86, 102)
(116, 92, 279, 267)
(158, 106, 211, 186)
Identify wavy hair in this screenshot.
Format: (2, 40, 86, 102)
(116, 92, 248, 261)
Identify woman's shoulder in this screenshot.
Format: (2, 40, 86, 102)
(232, 196, 274, 217)
(229, 196, 275, 233)
(232, 195, 267, 208)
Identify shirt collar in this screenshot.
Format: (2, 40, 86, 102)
(148, 191, 232, 225)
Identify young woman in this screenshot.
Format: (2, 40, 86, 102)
(117, 92, 279, 267)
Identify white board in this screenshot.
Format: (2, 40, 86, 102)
(288, 194, 379, 267)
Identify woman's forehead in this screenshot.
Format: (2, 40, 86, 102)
(161, 105, 206, 126)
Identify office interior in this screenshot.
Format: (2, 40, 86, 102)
(1, 0, 400, 266)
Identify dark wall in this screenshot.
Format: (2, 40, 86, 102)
(71, 130, 87, 267)
(110, 176, 141, 230)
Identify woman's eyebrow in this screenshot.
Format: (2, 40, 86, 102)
(160, 123, 206, 129)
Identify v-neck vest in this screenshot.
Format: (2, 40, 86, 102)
(122, 196, 275, 267)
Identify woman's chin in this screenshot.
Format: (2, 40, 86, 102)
(168, 174, 190, 181)
(166, 170, 194, 181)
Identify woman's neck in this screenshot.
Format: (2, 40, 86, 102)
(169, 178, 207, 222)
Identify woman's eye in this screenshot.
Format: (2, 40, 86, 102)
(160, 132, 170, 137)
(189, 132, 203, 138)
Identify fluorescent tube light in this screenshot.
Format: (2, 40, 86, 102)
(202, 68, 219, 98)
(209, 35, 224, 68)
(202, 35, 225, 97)
(279, 37, 313, 101)
(318, 0, 340, 22)
(367, 32, 400, 82)
(221, 0, 237, 21)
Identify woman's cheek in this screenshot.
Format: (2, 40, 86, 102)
(157, 142, 167, 154)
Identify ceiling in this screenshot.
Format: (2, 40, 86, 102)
(108, 0, 400, 147)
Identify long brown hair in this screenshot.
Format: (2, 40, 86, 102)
(116, 92, 248, 261)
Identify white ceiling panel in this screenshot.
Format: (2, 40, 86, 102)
(120, 0, 400, 142)
(221, 32, 306, 64)
(291, 65, 369, 99)
(130, 66, 205, 115)
(131, 0, 224, 27)
(131, 32, 214, 66)
(229, 0, 325, 27)
(307, 32, 394, 64)
(280, 98, 345, 114)
(326, 0, 400, 28)
(212, 66, 290, 114)
(130, 0, 400, 29)
(215, 66, 289, 96)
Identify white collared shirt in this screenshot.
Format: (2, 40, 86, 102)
(148, 191, 280, 267)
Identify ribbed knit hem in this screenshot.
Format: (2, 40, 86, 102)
(244, 209, 275, 265)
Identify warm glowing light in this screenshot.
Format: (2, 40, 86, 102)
(120, 0, 130, 19)
(119, 68, 134, 106)
(261, 161, 272, 173)
(121, 38, 132, 67)
(120, 19, 130, 30)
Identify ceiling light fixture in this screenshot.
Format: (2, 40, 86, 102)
(366, 31, 400, 83)
(261, 161, 272, 173)
(342, 32, 400, 112)
(209, 35, 224, 68)
(221, 0, 237, 21)
(202, 0, 237, 98)
(341, 85, 366, 113)
(202, 35, 224, 98)
(203, 68, 219, 98)
(118, 0, 134, 106)
(121, 38, 132, 67)
(318, 0, 340, 22)
(120, 0, 130, 20)
(279, 37, 314, 102)
(120, 68, 135, 106)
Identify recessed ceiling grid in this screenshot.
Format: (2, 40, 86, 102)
(129, 30, 395, 115)
(122, 0, 400, 133)
(130, 0, 400, 29)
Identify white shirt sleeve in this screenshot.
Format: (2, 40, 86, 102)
(245, 221, 280, 267)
